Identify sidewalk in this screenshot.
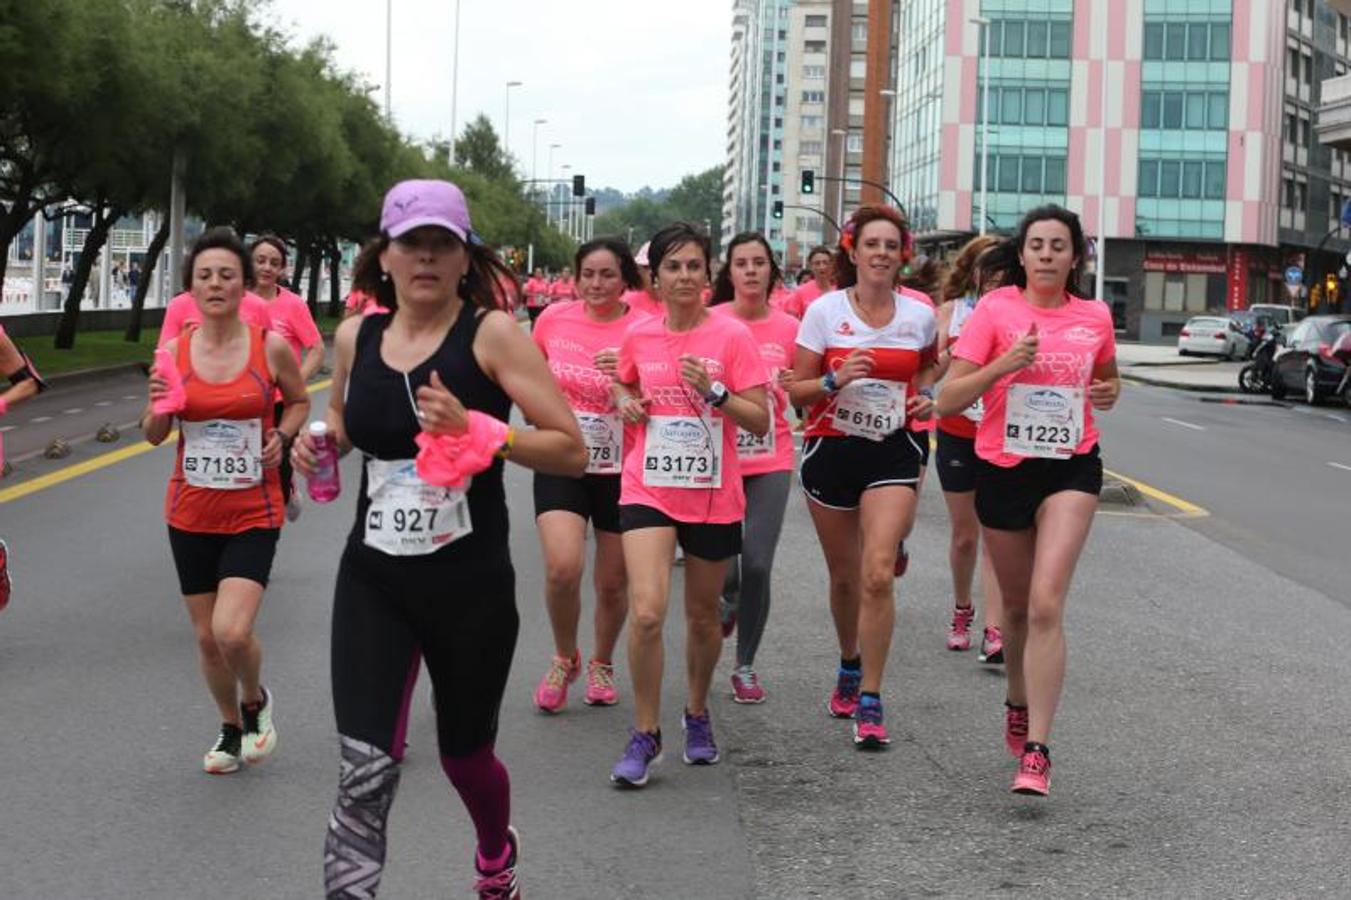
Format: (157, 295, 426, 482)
(1116, 341, 1244, 393)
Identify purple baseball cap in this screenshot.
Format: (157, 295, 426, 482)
(380, 179, 472, 241)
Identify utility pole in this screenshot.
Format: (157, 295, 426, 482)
(859, 0, 894, 203)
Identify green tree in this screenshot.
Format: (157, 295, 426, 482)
(453, 114, 514, 183)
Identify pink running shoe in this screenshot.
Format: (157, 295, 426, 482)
(731, 666, 766, 704)
(947, 605, 975, 651)
(583, 659, 619, 707)
(1004, 703, 1029, 757)
(852, 697, 890, 750)
(978, 626, 1004, 664)
(1011, 746, 1051, 796)
(827, 666, 861, 718)
(533, 649, 580, 714)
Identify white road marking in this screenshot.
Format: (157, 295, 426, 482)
(121, 395, 138, 401)
(30, 416, 52, 423)
(63, 408, 84, 415)
(1329, 462, 1351, 473)
(1325, 413, 1347, 423)
(0, 425, 13, 433)
(95, 400, 113, 407)
(1161, 417, 1205, 431)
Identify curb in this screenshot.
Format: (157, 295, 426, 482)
(45, 361, 149, 388)
(1122, 370, 1243, 394)
(1099, 478, 1143, 507)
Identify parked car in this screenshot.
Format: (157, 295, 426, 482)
(1270, 314, 1351, 404)
(1177, 315, 1250, 359)
(1247, 304, 1302, 326)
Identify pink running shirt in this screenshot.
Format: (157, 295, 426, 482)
(533, 301, 648, 414)
(616, 313, 769, 523)
(711, 304, 799, 476)
(951, 286, 1116, 467)
(622, 288, 664, 320)
(158, 291, 272, 349)
(263, 288, 321, 364)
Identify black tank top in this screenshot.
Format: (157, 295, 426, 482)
(344, 303, 512, 564)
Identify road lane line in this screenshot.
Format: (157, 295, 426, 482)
(1103, 468, 1209, 517)
(1161, 417, 1205, 431)
(0, 379, 334, 505)
(0, 434, 176, 505)
(1329, 462, 1351, 473)
(63, 408, 84, 414)
(31, 416, 52, 423)
(1326, 413, 1347, 423)
(95, 401, 113, 407)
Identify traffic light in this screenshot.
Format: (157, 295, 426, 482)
(572, 174, 586, 197)
(801, 170, 815, 195)
(772, 201, 784, 219)
(1326, 273, 1338, 297)
(584, 196, 596, 216)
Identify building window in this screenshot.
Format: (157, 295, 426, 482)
(1141, 158, 1226, 200)
(847, 133, 863, 152)
(1047, 89, 1068, 126)
(800, 140, 822, 154)
(1144, 21, 1229, 61)
(1162, 92, 1184, 128)
(1159, 161, 1181, 196)
(990, 19, 1071, 59)
(801, 90, 825, 103)
(849, 58, 867, 78)
(1139, 159, 1159, 197)
(805, 14, 827, 27)
(852, 22, 868, 42)
(801, 115, 823, 130)
(804, 40, 826, 53)
(802, 64, 825, 78)
(1303, 52, 1313, 85)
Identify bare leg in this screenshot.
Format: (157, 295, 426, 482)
(591, 529, 628, 662)
(536, 511, 587, 660)
(856, 486, 915, 694)
(211, 577, 266, 705)
(805, 498, 862, 659)
(622, 527, 677, 733)
(682, 554, 730, 717)
(1023, 491, 1098, 744)
(982, 527, 1036, 704)
(183, 592, 240, 724)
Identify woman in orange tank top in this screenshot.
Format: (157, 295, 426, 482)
(141, 227, 309, 776)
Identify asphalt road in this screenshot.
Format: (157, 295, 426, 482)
(1, 380, 1349, 898)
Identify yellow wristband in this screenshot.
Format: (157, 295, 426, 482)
(495, 425, 516, 460)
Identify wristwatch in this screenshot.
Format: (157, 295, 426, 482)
(703, 381, 730, 407)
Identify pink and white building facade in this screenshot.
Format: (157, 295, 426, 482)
(893, 0, 1351, 339)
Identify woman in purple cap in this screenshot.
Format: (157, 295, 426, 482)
(294, 179, 585, 899)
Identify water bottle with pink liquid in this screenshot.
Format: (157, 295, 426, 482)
(306, 421, 341, 503)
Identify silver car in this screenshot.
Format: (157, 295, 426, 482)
(1178, 316, 1250, 359)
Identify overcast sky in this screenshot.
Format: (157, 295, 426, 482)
(265, 0, 730, 193)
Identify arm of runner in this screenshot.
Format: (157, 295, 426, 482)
(787, 345, 874, 408)
(293, 315, 358, 476)
(476, 309, 586, 477)
(932, 301, 955, 379)
(299, 343, 325, 381)
(676, 353, 770, 437)
(0, 331, 39, 411)
(934, 326, 1039, 418)
(1088, 358, 1121, 411)
(140, 336, 178, 445)
(263, 332, 311, 469)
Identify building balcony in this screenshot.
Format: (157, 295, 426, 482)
(1316, 72, 1351, 151)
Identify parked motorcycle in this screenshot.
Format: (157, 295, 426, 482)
(1238, 325, 1282, 393)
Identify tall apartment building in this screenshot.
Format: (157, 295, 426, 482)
(780, 1, 834, 268)
(891, 0, 1351, 340)
(721, 0, 794, 256)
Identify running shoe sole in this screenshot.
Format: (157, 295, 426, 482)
(827, 699, 858, 719)
(732, 693, 765, 705)
(609, 752, 663, 788)
(852, 731, 891, 751)
(1011, 774, 1049, 796)
(979, 649, 1004, 664)
(682, 750, 721, 765)
(582, 695, 618, 707)
(204, 756, 241, 775)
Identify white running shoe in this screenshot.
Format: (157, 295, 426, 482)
(241, 686, 277, 764)
(204, 724, 243, 774)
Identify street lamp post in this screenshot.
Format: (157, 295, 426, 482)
(530, 118, 548, 192)
(503, 80, 522, 167)
(971, 16, 991, 235)
(449, 0, 461, 142)
(831, 128, 848, 226)
(384, 0, 393, 119)
(547, 143, 562, 225)
(560, 164, 572, 237)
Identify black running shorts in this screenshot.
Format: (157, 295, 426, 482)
(618, 504, 742, 562)
(798, 430, 928, 510)
(533, 472, 622, 533)
(974, 445, 1103, 531)
(935, 430, 978, 494)
(167, 526, 280, 595)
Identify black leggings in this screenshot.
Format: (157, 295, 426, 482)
(331, 545, 519, 758)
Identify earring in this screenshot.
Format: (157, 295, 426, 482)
(380, 271, 390, 283)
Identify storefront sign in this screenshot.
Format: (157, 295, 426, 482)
(1143, 251, 1227, 275)
(1228, 247, 1249, 311)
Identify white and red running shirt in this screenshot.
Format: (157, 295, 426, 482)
(796, 288, 937, 439)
